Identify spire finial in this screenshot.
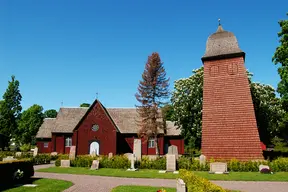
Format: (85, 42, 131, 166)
(218, 18, 221, 26)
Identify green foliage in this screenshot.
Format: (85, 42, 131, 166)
(137, 156, 166, 170)
(44, 109, 58, 118)
(17, 104, 44, 144)
(272, 137, 288, 152)
(161, 104, 174, 121)
(269, 157, 288, 172)
(0, 76, 22, 141)
(19, 143, 31, 152)
(178, 156, 209, 171)
(71, 155, 97, 167)
(179, 169, 226, 192)
(55, 154, 69, 167)
(31, 154, 51, 165)
(171, 67, 203, 149)
(99, 155, 130, 169)
(80, 103, 90, 107)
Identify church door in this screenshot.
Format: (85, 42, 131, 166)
(89, 141, 99, 155)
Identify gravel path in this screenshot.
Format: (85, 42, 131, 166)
(33, 165, 288, 192)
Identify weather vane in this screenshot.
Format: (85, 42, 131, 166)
(218, 18, 221, 26)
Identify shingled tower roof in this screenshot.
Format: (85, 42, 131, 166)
(202, 23, 245, 61)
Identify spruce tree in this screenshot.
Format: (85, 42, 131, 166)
(135, 52, 169, 155)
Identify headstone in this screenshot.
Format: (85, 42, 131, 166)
(168, 145, 179, 160)
(199, 154, 206, 166)
(176, 178, 186, 192)
(90, 160, 99, 170)
(69, 146, 76, 160)
(209, 162, 228, 174)
(2, 156, 15, 162)
(259, 164, 270, 172)
(166, 154, 176, 172)
(108, 152, 113, 159)
(60, 160, 70, 167)
(15, 152, 22, 157)
(127, 154, 137, 171)
(133, 139, 142, 161)
(33, 147, 38, 157)
(51, 152, 58, 156)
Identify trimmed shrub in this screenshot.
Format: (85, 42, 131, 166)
(269, 157, 288, 172)
(137, 156, 166, 170)
(180, 169, 226, 192)
(99, 155, 130, 169)
(0, 159, 34, 184)
(32, 154, 51, 165)
(71, 155, 98, 168)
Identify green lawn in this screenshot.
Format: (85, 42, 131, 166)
(37, 167, 288, 181)
(111, 185, 176, 192)
(1, 178, 73, 192)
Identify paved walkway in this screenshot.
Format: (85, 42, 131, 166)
(34, 165, 288, 192)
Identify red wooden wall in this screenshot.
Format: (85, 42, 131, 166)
(36, 140, 52, 153)
(75, 102, 117, 155)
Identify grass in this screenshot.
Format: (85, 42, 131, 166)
(111, 185, 176, 192)
(1, 178, 73, 192)
(37, 167, 288, 181)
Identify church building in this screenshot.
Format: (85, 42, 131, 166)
(36, 99, 184, 156)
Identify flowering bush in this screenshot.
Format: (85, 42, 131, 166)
(156, 189, 166, 192)
(260, 168, 273, 174)
(13, 169, 24, 180)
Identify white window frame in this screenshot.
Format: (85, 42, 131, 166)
(43, 142, 49, 148)
(65, 137, 72, 147)
(148, 138, 155, 148)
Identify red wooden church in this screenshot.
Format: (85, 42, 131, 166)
(36, 99, 184, 156)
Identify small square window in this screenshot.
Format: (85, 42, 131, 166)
(148, 138, 155, 148)
(44, 142, 49, 148)
(65, 137, 72, 147)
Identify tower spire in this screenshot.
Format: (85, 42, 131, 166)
(216, 18, 224, 32)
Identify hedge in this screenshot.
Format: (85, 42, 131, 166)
(0, 152, 51, 165)
(179, 169, 226, 192)
(0, 160, 34, 184)
(53, 155, 288, 172)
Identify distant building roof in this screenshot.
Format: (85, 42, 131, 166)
(36, 118, 56, 138)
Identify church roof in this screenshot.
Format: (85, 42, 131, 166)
(36, 102, 180, 138)
(36, 118, 56, 138)
(202, 24, 244, 61)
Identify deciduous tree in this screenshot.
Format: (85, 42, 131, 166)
(17, 104, 44, 144)
(80, 103, 90, 107)
(44, 109, 57, 118)
(0, 75, 22, 142)
(135, 52, 170, 155)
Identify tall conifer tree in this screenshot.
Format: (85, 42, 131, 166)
(135, 52, 169, 155)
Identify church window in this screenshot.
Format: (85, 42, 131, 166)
(148, 138, 155, 148)
(65, 137, 72, 147)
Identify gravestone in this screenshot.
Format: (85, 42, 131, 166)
(176, 178, 186, 192)
(133, 139, 142, 161)
(127, 154, 137, 171)
(108, 152, 113, 159)
(15, 152, 22, 157)
(166, 154, 176, 172)
(60, 160, 70, 167)
(51, 152, 58, 156)
(69, 146, 76, 160)
(33, 147, 38, 157)
(199, 154, 206, 166)
(90, 160, 99, 170)
(259, 164, 270, 172)
(2, 156, 15, 162)
(168, 145, 179, 160)
(209, 162, 228, 174)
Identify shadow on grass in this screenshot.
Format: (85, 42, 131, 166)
(0, 177, 41, 191)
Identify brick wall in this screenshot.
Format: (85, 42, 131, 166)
(202, 56, 263, 160)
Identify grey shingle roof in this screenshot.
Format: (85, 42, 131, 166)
(202, 24, 244, 60)
(36, 102, 181, 137)
(52, 107, 88, 133)
(36, 118, 56, 138)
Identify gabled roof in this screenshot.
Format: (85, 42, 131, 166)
(36, 100, 181, 138)
(36, 118, 56, 138)
(52, 107, 88, 133)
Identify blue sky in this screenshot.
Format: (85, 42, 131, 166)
(0, 0, 287, 111)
